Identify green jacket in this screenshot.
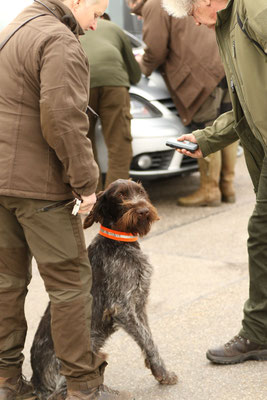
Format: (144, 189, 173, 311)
(194, 0, 267, 191)
(80, 19, 141, 89)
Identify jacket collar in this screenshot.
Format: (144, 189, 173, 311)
(33, 0, 84, 36)
(216, 0, 234, 28)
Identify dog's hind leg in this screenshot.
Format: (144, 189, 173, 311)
(31, 304, 66, 400)
(115, 310, 178, 385)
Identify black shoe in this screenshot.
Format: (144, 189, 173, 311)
(206, 334, 267, 364)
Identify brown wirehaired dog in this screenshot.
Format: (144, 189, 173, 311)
(30, 179, 178, 400)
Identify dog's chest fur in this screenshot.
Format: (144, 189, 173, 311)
(89, 235, 153, 305)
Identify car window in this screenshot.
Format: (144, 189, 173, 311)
(0, 0, 32, 31)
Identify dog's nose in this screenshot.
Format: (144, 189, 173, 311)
(137, 207, 149, 218)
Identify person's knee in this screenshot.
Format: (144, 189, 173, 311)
(40, 258, 92, 303)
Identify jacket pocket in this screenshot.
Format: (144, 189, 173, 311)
(121, 108, 133, 142)
(234, 116, 264, 192)
(169, 65, 205, 109)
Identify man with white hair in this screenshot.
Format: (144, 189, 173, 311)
(128, 0, 239, 207)
(0, 0, 132, 399)
(163, 0, 267, 365)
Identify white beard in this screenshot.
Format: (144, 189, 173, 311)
(161, 0, 191, 18)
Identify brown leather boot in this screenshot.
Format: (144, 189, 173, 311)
(66, 385, 134, 400)
(0, 376, 37, 400)
(206, 335, 267, 364)
(220, 141, 238, 203)
(177, 153, 221, 207)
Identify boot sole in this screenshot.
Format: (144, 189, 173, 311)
(222, 195, 235, 203)
(206, 349, 267, 365)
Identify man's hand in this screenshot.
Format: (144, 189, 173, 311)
(78, 193, 97, 215)
(135, 53, 143, 63)
(175, 134, 203, 158)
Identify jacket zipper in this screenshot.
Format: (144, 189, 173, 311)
(230, 78, 235, 93)
(232, 40, 236, 59)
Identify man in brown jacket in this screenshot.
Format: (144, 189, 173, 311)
(0, 1, 131, 400)
(128, 0, 238, 206)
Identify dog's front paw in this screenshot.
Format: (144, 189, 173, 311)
(158, 371, 178, 385)
(149, 363, 178, 385)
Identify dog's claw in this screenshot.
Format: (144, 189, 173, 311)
(158, 371, 178, 385)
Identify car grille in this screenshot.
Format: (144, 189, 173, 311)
(131, 150, 174, 171)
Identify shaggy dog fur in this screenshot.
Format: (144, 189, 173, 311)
(30, 179, 178, 400)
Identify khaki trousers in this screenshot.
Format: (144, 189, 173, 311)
(0, 196, 106, 389)
(192, 79, 238, 188)
(88, 86, 133, 190)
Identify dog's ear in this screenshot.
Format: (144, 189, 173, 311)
(83, 191, 105, 229)
(83, 211, 95, 229)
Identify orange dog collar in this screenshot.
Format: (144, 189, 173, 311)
(99, 225, 138, 242)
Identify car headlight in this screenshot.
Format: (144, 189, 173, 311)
(130, 94, 162, 119)
(136, 155, 153, 169)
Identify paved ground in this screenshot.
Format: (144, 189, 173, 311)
(23, 154, 267, 400)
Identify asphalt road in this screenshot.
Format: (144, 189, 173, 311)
(24, 154, 267, 400)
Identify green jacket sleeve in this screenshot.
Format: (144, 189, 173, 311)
(194, 110, 239, 157)
(121, 32, 141, 85)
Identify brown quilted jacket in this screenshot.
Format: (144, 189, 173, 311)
(138, 0, 225, 125)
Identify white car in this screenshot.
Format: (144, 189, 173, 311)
(96, 70, 197, 180)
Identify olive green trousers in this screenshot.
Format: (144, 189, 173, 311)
(0, 196, 106, 389)
(240, 157, 267, 344)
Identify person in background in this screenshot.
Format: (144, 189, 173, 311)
(80, 16, 141, 191)
(128, 0, 239, 207)
(163, 0, 267, 365)
(0, 0, 132, 399)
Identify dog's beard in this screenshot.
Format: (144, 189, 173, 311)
(115, 205, 159, 238)
(161, 0, 192, 18)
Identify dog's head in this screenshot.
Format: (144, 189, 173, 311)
(84, 179, 159, 237)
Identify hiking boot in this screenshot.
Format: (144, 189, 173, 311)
(177, 155, 221, 207)
(206, 335, 267, 364)
(220, 141, 238, 204)
(177, 186, 221, 207)
(66, 384, 134, 400)
(0, 375, 37, 400)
